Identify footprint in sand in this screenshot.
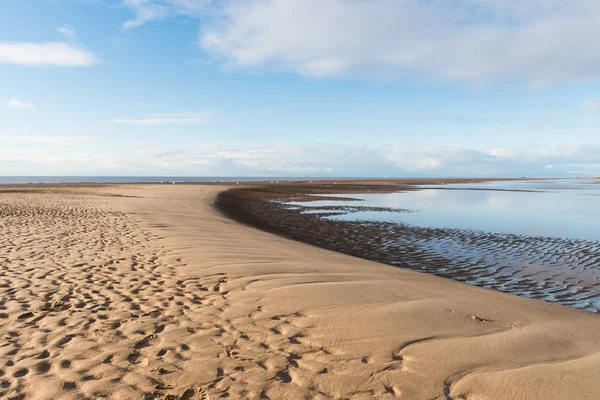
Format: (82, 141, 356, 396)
(12, 368, 28, 378)
(35, 362, 51, 374)
(134, 334, 158, 350)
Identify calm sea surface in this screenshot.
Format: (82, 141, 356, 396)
(296, 179, 600, 241)
(289, 179, 600, 312)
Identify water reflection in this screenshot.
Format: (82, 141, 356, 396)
(293, 179, 600, 241)
(287, 179, 600, 312)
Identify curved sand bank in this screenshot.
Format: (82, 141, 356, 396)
(215, 185, 600, 313)
(1, 184, 599, 399)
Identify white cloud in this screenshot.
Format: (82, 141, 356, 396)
(123, 0, 171, 29)
(112, 117, 201, 125)
(121, 0, 211, 29)
(111, 112, 207, 125)
(2, 99, 36, 110)
(193, 0, 600, 86)
(113, 1, 600, 87)
(2, 143, 600, 176)
(144, 143, 600, 176)
(0, 41, 97, 66)
(57, 24, 78, 41)
(1, 135, 94, 143)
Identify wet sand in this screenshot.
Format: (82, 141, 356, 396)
(1, 184, 600, 399)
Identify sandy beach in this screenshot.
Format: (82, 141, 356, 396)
(1, 183, 600, 400)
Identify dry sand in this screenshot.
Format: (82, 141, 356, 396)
(1, 184, 599, 400)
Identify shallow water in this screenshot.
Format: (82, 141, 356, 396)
(287, 179, 600, 312)
(294, 179, 600, 241)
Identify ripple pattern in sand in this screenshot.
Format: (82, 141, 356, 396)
(284, 200, 600, 312)
(360, 223, 600, 312)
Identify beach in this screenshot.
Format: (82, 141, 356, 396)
(1, 183, 600, 399)
(216, 182, 600, 313)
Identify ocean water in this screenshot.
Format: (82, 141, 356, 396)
(294, 179, 600, 241)
(288, 179, 600, 312)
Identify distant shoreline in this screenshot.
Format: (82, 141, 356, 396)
(0, 176, 563, 186)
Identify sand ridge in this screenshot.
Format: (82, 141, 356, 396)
(1, 184, 600, 399)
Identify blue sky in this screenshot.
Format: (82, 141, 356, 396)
(1, 0, 599, 177)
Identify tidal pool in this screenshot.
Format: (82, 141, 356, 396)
(293, 179, 600, 241)
(287, 179, 600, 312)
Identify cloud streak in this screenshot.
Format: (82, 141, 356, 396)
(1, 135, 94, 143)
(123, 0, 170, 29)
(121, 0, 212, 29)
(2, 143, 599, 177)
(57, 24, 78, 42)
(0, 41, 97, 67)
(111, 112, 207, 125)
(1, 99, 36, 110)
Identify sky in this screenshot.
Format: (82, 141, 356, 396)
(1, 0, 600, 177)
